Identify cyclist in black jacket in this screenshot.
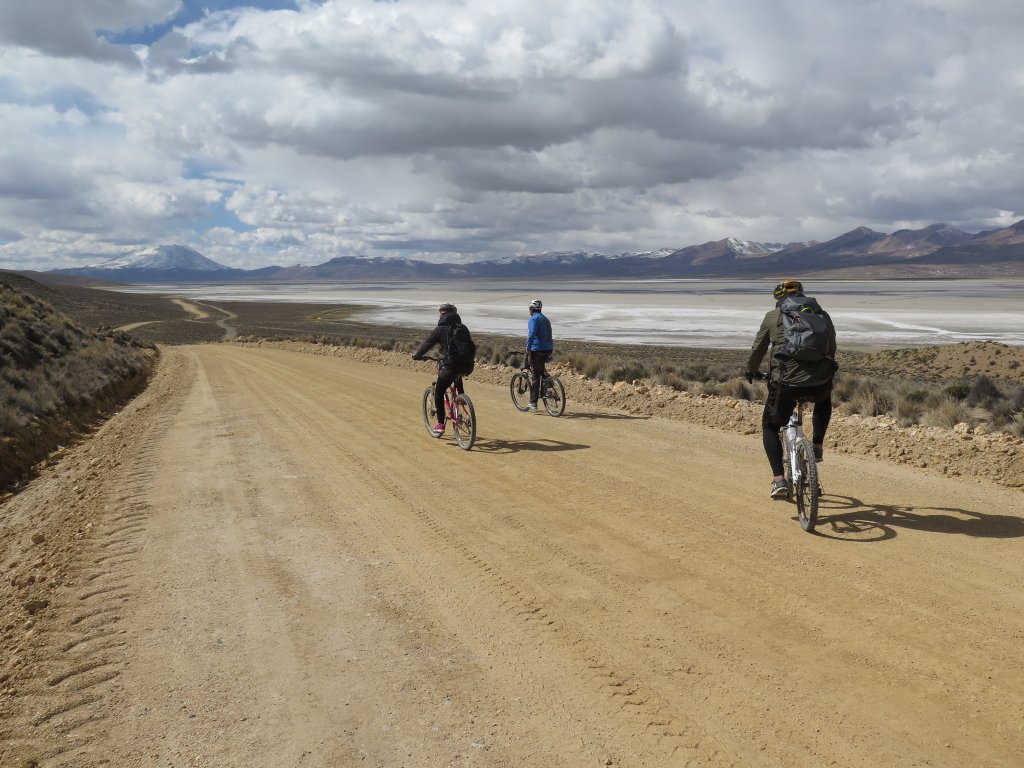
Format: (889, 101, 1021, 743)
(412, 303, 472, 436)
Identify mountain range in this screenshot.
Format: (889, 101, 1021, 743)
(50, 219, 1024, 283)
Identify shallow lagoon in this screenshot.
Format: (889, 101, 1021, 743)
(117, 278, 1024, 348)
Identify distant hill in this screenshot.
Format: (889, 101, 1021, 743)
(47, 219, 1024, 283)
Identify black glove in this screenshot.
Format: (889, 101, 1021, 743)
(743, 370, 755, 384)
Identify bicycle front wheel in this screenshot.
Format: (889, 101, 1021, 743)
(422, 386, 441, 438)
(453, 393, 476, 450)
(791, 438, 820, 532)
(509, 372, 531, 411)
(541, 376, 566, 417)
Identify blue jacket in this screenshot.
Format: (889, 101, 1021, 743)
(527, 311, 554, 352)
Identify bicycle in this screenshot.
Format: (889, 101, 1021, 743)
(754, 373, 822, 532)
(510, 362, 566, 416)
(420, 356, 476, 450)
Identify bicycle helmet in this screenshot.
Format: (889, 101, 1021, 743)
(438, 302, 457, 314)
(772, 279, 804, 300)
(529, 299, 542, 310)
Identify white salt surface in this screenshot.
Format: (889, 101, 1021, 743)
(116, 278, 1024, 349)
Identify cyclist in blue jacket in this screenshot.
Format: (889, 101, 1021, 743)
(526, 299, 554, 411)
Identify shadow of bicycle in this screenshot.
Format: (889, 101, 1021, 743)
(471, 437, 590, 454)
(559, 411, 650, 421)
(808, 493, 1024, 542)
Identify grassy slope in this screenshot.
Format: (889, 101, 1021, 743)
(0, 279, 157, 490)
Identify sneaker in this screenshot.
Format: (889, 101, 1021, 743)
(813, 444, 824, 463)
(770, 479, 790, 500)
(430, 423, 445, 436)
(527, 403, 538, 411)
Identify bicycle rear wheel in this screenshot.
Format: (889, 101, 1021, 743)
(791, 438, 820, 532)
(541, 376, 566, 417)
(453, 393, 476, 450)
(509, 372, 531, 411)
(422, 386, 441, 438)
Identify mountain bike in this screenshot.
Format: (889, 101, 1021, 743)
(754, 373, 821, 532)
(420, 356, 476, 450)
(510, 364, 566, 416)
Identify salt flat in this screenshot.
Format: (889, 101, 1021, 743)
(115, 278, 1024, 347)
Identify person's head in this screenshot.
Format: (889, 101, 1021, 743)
(772, 279, 804, 300)
(529, 298, 543, 314)
(438, 302, 457, 316)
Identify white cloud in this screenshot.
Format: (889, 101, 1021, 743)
(0, 0, 1021, 270)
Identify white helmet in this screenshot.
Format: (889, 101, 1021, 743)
(528, 299, 542, 310)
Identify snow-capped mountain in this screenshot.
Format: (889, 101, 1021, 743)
(47, 220, 1024, 283)
(89, 245, 228, 271)
(724, 238, 791, 257)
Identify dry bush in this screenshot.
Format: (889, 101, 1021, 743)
(920, 396, 971, 429)
(717, 378, 752, 400)
(967, 375, 1002, 407)
(893, 392, 924, 426)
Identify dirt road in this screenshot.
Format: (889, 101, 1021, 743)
(4, 345, 1023, 767)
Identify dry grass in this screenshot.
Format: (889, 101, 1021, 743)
(1, 281, 156, 489)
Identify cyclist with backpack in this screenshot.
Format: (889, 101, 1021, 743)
(412, 302, 476, 436)
(745, 279, 838, 499)
(525, 298, 554, 412)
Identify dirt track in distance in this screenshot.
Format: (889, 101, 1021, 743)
(3, 344, 1023, 767)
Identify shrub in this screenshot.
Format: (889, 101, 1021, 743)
(967, 375, 1003, 407)
(717, 378, 752, 400)
(944, 382, 971, 400)
(921, 396, 970, 429)
(607, 363, 648, 384)
(902, 389, 928, 403)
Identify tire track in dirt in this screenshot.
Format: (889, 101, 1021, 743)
(222, 349, 738, 765)
(1, 353, 193, 767)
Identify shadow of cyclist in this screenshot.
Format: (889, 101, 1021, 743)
(471, 438, 590, 454)
(809, 493, 1024, 542)
(559, 411, 650, 421)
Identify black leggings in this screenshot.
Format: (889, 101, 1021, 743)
(762, 382, 833, 477)
(435, 366, 465, 425)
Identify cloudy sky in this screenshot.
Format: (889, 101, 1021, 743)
(1, 0, 1022, 270)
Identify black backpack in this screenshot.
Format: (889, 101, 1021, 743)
(774, 295, 832, 363)
(447, 322, 476, 373)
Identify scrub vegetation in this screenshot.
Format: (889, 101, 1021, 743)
(0, 281, 156, 489)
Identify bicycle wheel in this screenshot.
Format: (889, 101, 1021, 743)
(791, 438, 820, 532)
(509, 372, 531, 411)
(541, 376, 566, 417)
(422, 386, 441, 438)
(453, 393, 476, 450)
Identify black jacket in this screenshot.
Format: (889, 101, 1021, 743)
(414, 312, 466, 369)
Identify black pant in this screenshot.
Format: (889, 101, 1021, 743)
(435, 366, 465, 424)
(528, 351, 552, 404)
(762, 381, 833, 477)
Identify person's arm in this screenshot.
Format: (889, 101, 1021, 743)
(412, 328, 440, 359)
(526, 315, 538, 351)
(746, 312, 773, 373)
